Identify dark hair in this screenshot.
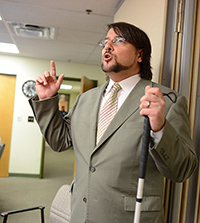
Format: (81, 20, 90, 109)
(107, 22, 152, 80)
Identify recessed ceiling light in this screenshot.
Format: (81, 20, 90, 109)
(0, 16, 2, 21)
(60, 84, 72, 90)
(0, 42, 19, 54)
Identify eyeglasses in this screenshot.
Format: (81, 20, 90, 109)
(99, 37, 126, 47)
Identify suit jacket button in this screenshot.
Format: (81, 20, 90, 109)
(90, 166, 96, 173)
(83, 197, 87, 203)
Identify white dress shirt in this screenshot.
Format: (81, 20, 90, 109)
(99, 74, 141, 112)
(98, 74, 163, 146)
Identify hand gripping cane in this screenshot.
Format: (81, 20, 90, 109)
(133, 92, 177, 223)
(133, 116, 151, 223)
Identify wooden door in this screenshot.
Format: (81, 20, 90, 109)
(0, 74, 16, 177)
(80, 76, 96, 94)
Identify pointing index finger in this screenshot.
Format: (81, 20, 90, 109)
(50, 60, 56, 77)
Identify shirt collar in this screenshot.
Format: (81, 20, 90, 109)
(105, 74, 141, 95)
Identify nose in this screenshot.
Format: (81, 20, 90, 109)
(104, 40, 114, 51)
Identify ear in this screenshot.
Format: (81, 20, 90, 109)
(137, 49, 143, 63)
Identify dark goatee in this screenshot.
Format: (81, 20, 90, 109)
(101, 61, 132, 73)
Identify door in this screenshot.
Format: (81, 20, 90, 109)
(0, 74, 16, 177)
(80, 76, 96, 94)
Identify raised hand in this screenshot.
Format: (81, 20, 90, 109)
(140, 86, 166, 132)
(36, 60, 65, 100)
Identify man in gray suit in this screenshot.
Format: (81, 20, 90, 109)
(29, 22, 197, 223)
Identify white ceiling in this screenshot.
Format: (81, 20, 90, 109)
(0, 0, 124, 66)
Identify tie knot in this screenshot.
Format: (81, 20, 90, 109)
(112, 83, 122, 93)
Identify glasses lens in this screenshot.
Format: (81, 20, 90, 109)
(98, 37, 125, 47)
(99, 39, 109, 47)
(99, 40, 104, 47)
(114, 37, 125, 45)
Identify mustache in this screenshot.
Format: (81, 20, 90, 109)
(103, 50, 113, 56)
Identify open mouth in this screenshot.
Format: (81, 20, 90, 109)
(103, 52, 113, 62)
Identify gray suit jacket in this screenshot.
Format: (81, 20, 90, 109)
(29, 79, 197, 223)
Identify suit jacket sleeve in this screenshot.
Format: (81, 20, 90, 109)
(29, 94, 78, 152)
(149, 94, 198, 182)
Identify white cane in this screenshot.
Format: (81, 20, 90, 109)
(133, 116, 151, 223)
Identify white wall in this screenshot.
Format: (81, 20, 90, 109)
(115, 0, 167, 82)
(0, 55, 104, 176)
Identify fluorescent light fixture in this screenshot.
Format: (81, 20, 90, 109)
(0, 42, 19, 54)
(60, 84, 72, 90)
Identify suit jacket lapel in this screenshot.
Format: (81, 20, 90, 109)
(94, 79, 152, 150)
(89, 82, 109, 149)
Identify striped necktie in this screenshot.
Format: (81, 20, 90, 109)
(96, 83, 122, 144)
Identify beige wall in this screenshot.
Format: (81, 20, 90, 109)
(115, 0, 167, 82)
(0, 55, 104, 176)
